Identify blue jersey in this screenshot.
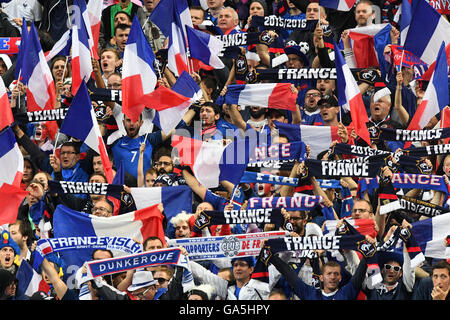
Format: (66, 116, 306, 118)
(301, 109, 324, 126)
(110, 132, 162, 179)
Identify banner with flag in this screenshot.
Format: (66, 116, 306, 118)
(186, 25, 224, 69)
(13, 19, 27, 79)
(347, 23, 392, 76)
(16, 259, 50, 298)
(52, 203, 166, 272)
(406, 42, 449, 132)
(334, 42, 372, 146)
(123, 185, 193, 221)
(0, 127, 24, 188)
(319, 0, 357, 11)
(411, 212, 450, 258)
(274, 121, 342, 159)
(71, 0, 93, 96)
(59, 82, 114, 183)
(403, 0, 450, 65)
(152, 71, 201, 135)
(0, 75, 13, 130)
(150, 0, 192, 76)
(122, 16, 157, 123)
(21, 23, 56, 112)
(221, 83, 298, 111)
(172, 133, 255, 189)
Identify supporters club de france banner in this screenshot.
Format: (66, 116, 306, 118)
(167, 231, 289, 261)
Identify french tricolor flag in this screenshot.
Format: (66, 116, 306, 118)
(21, 23, 55, 112)
(151, 71, 202, 135)
(185, 25, 225, 69)
(126, 185, 193, 221)
(86, 0, 103, 60)
(122, 16, 157, 123)
(399, 0, 413, 46)
(347, 23, 392, 75)
(44, 28, 71, 62)
(406, 42, 449, 131)
(0, 127, 24, 188)
(403, 0, 450, 65)
(274, 121, 342, 159)
(150, 0, 192, 76)
(71, 0, 93, 96)
(319, 0, 356, 11)
(334, 42, 372, 147)
(59, 82, 114, 183)
(16, 259, 50, 298)
(411, 212, 450, 259)
(0, 75, 13, 130)
(52, 203, 166, 269)
(222, 83, 298, 111)
(172, 134, 254, 189)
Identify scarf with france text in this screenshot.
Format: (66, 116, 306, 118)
(358, 173, 449, 195)
(252, 233, 377, 285)
(193, 208, 292, 233)
(379, 127, 450, 141)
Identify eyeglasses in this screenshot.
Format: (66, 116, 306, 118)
(352, 208, 369, 213)
(60, 151, 76, 156)
(92, 207, 111, 214)
(155, 161, 172, 167)
(305, 93, 321, 98)
(132, 286, 151, 299)
(289, 217, 303, 221)
(384, 264, 401, 272)
(154, 277, 169, 285)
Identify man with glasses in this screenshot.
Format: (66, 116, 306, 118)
(318, 95, 340, 127)
(363, 221, 416, 300)
(49, 142, 93, 198)
(91, 199, 114, 218)
(301, 88, 323, 125)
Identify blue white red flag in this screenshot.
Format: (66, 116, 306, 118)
(152, 71, 202, 135)
(319, 0, 356, 11)
(127, 185, 193, 221)
(347, 23, 392, 76)
(71, 0, 93, 95)
(274, 121, 341, 159)
(186, 25, 224, 69)
(21, 23, 55, 111)
(122, 16, 157, 123)
(0, 127, 23, 188)
(16, 259, 50, 297)
(52, 203, 165, 269)
(411, 212, 450, 259)
(403, 0, 450, 65)
(172, 133, 255, 189)
(150, 0, 193, 76)
(334, 42, 372, 146)
(59, 82, 114, 183)
(406, 42, 449, 131)
(221, 83, 298, 111)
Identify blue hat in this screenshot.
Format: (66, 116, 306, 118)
(284, 46, 310, 67)
(0, 231, 20, 256)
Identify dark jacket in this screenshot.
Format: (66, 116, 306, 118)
(38, 0, 73, 42)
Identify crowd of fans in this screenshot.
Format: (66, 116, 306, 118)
(0, 0, 449, 301)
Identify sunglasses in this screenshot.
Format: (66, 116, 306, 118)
(384, 264, 401, 272)
(155, 277, 169, 285)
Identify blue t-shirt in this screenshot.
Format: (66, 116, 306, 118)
(110, 131, 162, 179)
(300, 108, 324, 126)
